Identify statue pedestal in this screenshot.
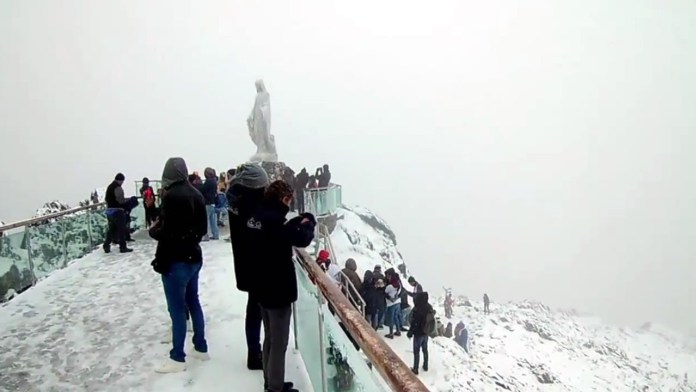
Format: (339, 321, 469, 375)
(259, 161, 288, 182)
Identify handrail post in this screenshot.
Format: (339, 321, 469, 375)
(317, 293, 329, 392)
(292, 302, 299, 350)
(25, 226, 36, 284)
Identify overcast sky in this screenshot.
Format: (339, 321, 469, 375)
(1, 0, 695, 333)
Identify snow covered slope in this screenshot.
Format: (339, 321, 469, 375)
(330, 206, 696, 392)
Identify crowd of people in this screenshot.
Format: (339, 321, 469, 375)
(100, 160, 483, 388)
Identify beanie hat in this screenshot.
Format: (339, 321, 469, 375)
(318, 250, 330, 261)
(115, 173, 125, 181)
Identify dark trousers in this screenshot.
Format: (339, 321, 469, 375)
(144, 205, 158, 228)
(413, 335, 429, 370)
(260, 305, 292, 392)
(246, 292, 262, 354)
(104, 209, 126, 250)
(161, 262, 208, 362)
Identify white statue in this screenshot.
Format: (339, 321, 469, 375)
(247, 79, 278, 162)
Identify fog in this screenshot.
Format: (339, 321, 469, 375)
(1, 0, 695, 333)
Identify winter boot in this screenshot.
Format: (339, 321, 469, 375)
(384, 333, 394, 339)
(247, 351, 263, 370)
(103, 244, 111, 253)
(120, 247, 133, 253)
(411, 367, 419, 375)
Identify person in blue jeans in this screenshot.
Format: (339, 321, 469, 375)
(201, 167, 219, 240)
(407, 292, 434, 375)
(149, 157, 210, 373)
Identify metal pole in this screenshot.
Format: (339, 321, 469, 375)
(86, 211, 94, 248)
(317, 293, 329, 392)
(292, 301, 299, 350)
(25, 226, 37, 284)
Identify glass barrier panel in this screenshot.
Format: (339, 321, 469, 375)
(64, 213, 92, 261)
(28, 220, 67, 279)
(321, 304, 388, 392)
(294, 259, 325, 391)
(0, 230, 34, 301)
(89, 208, 108, 247)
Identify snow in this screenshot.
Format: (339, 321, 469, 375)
(329, 205, 696, 391)
(0, 229, 313, 392)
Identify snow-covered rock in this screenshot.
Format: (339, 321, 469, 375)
(33, 200, 72, 218)
(330, 205, 696, 391)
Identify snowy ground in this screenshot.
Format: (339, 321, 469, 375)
(0, 229, 312, 392)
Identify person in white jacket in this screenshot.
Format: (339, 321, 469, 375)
(384, 274, 403, 339)
(317, 249, 342, 286)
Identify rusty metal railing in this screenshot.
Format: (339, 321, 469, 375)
(293, 247, 430, 392)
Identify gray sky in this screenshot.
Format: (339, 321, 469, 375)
(1, 0, 695, 333)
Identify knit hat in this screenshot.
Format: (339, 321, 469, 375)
(115, 173, 125, 181)
(318, 249, 330, 261)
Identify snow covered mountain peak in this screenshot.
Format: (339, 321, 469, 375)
(329, 205, 696, 391)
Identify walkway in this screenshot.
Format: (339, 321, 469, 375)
(0, 230, 312, 392)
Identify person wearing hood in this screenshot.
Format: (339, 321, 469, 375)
(384, 274, 403, 339)
(226, 163, 270, 370)
(201, 167, 219, 241)
(148, 157, 209, 373)
(103, 173, 134, 253)
(316, 250, 342, 286)
(341, 258, 363, 310)
(444, 322, 453, 338)
(454, 322, 469, 353)
(361, 270, 380, 328)
(407, 292, 435, 374)
(246, 180, 316, 392)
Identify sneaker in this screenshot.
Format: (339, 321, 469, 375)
(384, 334, 394, 339)
(154, 358, 186, 374)
(120, 248, 133, 253)
(189, 350, 210, 361)
(411, 367, 419, 375)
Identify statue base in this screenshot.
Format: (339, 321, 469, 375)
(258, 161, 288, 182)
(250, 152, 278, 164)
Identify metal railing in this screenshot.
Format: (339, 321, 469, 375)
(314, 223, 367, 316)
(292, 246, 430, 392)
(0, 202, 106, 232)
(0, 203, 146, 303)
(303, 184, 342, 217)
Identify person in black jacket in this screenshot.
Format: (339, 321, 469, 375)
(226, 163, 270, 370)
(103, 173, 134, 253)
(247, 180, 315, 392)
(294, 168, 309, 213)
(149, 157, 209, 374)
(407, 292, 434, 375)
(201, 167, 219, 241)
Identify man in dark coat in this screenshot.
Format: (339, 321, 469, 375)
(149, 157, 209, 373)
(246, 180, 316, 392)
(201, 167, 219, 240)
(226, 163, 270, 370)
(294, 168, 309, 213)
(341, 258, 363, 310)
(103, 173, 133, 253)
(407, 292, 434, 374)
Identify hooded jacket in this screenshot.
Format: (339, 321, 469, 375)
(226, 163, 270, 292)
(149, 158, 207, 273)
(409, 292, 434, 337)
(341, 258, 363, 302)
(201, 168, 218, 205)
(246, 198, 316, 308)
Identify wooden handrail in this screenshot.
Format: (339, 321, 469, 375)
(294, 247, 430, 392)
(0, 202, 107, 232)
